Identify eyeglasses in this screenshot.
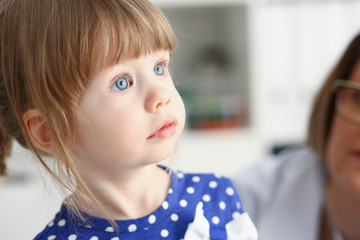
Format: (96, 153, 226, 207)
(334, 79, 360, 124)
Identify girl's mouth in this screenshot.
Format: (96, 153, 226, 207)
(148, 118, 178, 140)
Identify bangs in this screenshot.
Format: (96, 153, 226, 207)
(12, 0, 175, 108)
(90, 0, 175, 72)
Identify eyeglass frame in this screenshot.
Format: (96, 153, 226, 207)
(333, 79, 360, 125)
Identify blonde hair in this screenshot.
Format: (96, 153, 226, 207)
(307, 32, 360, 158)
(0, 0, 174, 223)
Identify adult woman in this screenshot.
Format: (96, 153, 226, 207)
(232, 32, 360, 240)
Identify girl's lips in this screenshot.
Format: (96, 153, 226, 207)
(148, 118, 178, 139)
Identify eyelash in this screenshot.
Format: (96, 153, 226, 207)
(162, 60, 170, 68)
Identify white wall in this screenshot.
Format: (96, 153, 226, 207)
(248, 1, 360, 150)
(0, 143, 62, 240)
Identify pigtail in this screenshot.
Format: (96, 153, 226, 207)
(0, 66, 13, 176)
(0, 11, 11, 175)
(0, 120, 11, 176)
(0, 53, 12, 176)
(0, 0, 23, 176)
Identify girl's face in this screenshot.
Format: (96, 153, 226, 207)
(325, 58, 360, 201)
(71, 50, 185, 175)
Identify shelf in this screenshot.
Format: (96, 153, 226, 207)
(162, 4, 250, 130)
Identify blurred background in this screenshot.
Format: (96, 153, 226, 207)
(2, 0, 360, 239)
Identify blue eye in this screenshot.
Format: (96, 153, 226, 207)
(111, 76, 130, 91)
(154, 63, 164, 76)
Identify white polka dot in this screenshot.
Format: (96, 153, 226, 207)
(186, 187, 195, 194)
(214, 173, 222, 178)
(90, 237, 98, 240)
(48, 236, 56, 240)
(192, 176, 200, 182)
(209, 181, 218, 188)
(177, 172, 184, 178)
(161, 229, 169, 237)
(111, 238, 120, 240)
(162, 201, 169, 210)
(232, 211, 241, 219)
(212, 216, 220, 225)
(226, 187, 235, 196)
(128, 224, 137, 232)
(105, 227, 114, 232)
(180, 199, 188, 207)
(149, 215, 156, 224)
(68, 235, 77, 240)
(48, 221, 54, 227)
(58, 219, 66, 227)
(202, 194, 211, 202)
(85, 225, 92, 229)
(168, 188, 173, 194)
(171, 213, 179, 221)
(236, 201, 241, 209)
(219, 201, 226, 210)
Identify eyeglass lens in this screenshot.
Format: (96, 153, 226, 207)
(336, 87, 360, 123)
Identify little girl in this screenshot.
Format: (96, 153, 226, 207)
(0, 0, 258, 239)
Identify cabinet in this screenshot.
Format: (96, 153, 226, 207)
(157, 2, 261, 175)
(162, 6, 249, 130)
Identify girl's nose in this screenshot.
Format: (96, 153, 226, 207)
(145, 84, 172, 113)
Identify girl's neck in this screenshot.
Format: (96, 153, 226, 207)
(73, 164, 171, 220)
(326, 180, 360, 240)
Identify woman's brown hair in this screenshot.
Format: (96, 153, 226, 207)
(0, 0, 175, 223)
(307, 32, 360, 158)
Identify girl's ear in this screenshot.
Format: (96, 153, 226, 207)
(23, 109, 53, 153)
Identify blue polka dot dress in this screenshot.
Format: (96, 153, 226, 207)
(34, 169, 258, 240)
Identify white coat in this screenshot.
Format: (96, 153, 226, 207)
(231, 147, 326, 240)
